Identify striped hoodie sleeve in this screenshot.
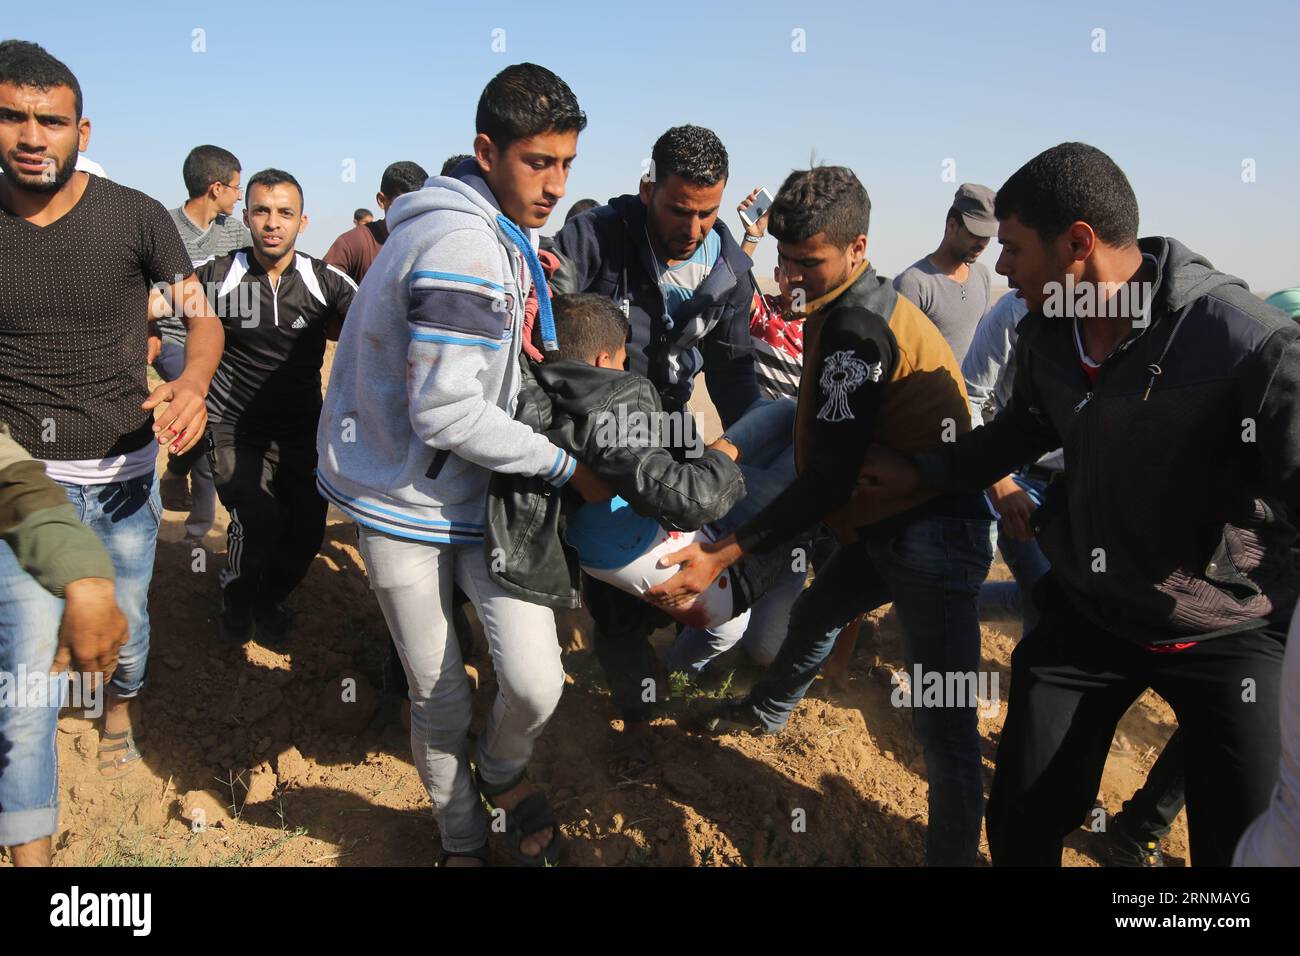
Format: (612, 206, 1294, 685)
(403, 227, 576, 486)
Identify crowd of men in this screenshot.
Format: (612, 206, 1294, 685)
(1, 38, 1298, 868)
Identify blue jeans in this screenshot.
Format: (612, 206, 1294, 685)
(665, 399, 804, 675)
(745, 514, 995, 865)
(720, 398, 796, 471)
(0, 472, 160, 846)
(978, 474, 1052, 635)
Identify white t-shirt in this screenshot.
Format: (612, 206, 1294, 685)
(75, 155, 107, 177)
(42, 440, 157, 484)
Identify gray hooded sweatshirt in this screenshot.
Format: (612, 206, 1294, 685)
(316, 167, 575, 544)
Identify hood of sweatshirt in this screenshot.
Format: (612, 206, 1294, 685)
(1143, 235, 1248, 315)
(384, 158, 537, 248)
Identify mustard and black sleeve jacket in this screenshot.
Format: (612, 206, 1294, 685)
(735, 260, 983, 555)
(0, 423, 115, 596)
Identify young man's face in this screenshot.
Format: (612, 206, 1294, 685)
(640, 173, 725, 262)
(944, 217, 990, 264)
(776, 231, 867, 308)
(0, 82, 89, 194)
(995, 214, 1075, 313)
(476, 129, 577, 229)
(244, 182, 307, 262)
(216, 169, 242, 217)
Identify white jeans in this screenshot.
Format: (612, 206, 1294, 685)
(356, 525, 564, 852)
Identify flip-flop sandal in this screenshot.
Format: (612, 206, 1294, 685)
(98, 728, 142, 778)
(436, 844, 491, 867)
(474, 769, 563, 867)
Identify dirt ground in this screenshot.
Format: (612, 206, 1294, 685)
(3, 351, 1185, 867)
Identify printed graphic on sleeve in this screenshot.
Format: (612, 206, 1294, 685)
(817, 349, 881, 422)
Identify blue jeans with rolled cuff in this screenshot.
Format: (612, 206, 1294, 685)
(0, 472, 159, 846)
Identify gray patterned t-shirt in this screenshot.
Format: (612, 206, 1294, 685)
(160, 206, 252, 343)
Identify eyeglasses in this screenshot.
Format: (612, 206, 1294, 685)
(218, 181, 241, 193)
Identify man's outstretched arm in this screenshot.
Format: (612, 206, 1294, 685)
(0, 425, 127, 676)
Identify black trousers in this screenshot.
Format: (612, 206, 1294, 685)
(986, 573, 1284, 867)
(1116, 727, 1185, 841)
(165, 435, 208, 479)
(584, 572, 672, 723)
(208, 422, 327, 618)
(154, 340, 208, 479)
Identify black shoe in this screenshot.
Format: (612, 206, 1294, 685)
(159, 471, 192, 511)
(219, 607, 256, 645)
(255, 604, 296, 647)
(688, 696, 772, 737)
(1092, 823, 1165, 867)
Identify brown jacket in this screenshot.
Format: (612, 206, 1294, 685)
(794, 261, 972, 540)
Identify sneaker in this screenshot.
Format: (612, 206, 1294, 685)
(256, 605, 296, 647)
(1091, 824, 1166, 867)
(688, 696, 772, 737)
(219, 607, 256, 645)
(159, 471, 192, 511)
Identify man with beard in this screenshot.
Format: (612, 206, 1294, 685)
(549, 125, 765, 768)
(894, 183, 997, 366)
(858, 143, 1300, 866)
(0, 40, 223, 805)
(183, 169, 356, 645)
(651, 166, 996, 866)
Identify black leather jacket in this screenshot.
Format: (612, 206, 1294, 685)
(485, 358, 745, 607)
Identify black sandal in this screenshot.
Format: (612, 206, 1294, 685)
(436, 844, 491, 867)
(474, 769, 563, 867)
(98, 728, 142, 778)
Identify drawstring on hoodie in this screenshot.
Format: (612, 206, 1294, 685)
(496, 214, 558, 353)
(1142, 310, 1187, 401)
(1142, 364, 1162, 401)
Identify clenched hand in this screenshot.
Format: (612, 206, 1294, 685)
(52, 577, 128, 680)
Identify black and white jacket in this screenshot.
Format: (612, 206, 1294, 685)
(196, 249, 356, 436)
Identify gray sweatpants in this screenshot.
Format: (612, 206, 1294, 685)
(356, 526, 565, 853)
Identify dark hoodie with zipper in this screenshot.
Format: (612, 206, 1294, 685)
(916, 237, 1300, 646)
(550, 194, 760, 428)
(484, 358, 750, 608)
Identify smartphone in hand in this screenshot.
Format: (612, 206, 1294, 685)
(740, 187, 774, 227)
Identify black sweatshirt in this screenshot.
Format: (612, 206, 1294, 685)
(917, 236, 1300, 645)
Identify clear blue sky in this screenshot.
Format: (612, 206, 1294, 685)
(8, 0, 1299, 291)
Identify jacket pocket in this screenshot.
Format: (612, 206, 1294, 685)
(1204, 523, 1264, 599)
